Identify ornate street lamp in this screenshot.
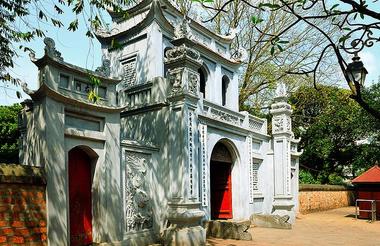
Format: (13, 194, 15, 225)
(345, 53, 368, 94)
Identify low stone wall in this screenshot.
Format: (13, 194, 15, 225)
(299, 184, 355, 214)
(0, 163, 47, 245)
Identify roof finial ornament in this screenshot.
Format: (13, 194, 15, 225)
(174, 15, 192, 40)
(275, 82, 287, 99)
(43, 37, 63, 61)
(95, 56, 111, 77)
(21, 82, 36, 95)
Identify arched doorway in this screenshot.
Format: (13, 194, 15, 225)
(68, 147, 93, 246)
(210, 142, 233, 219)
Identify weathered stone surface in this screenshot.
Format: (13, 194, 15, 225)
(250, 214, 292, 229)
(205, 220, 252, 241)
(163, 225, 206, 246)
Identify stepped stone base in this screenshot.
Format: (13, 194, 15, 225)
(250, 214, 292, 229)
(205, 220, 252, 240)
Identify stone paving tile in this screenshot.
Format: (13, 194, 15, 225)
(207, 206, 380, 246)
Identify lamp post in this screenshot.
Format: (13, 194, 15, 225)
(345, 53, 368, 95)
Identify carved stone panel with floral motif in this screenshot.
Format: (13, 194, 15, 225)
(125, 151, 153, 232)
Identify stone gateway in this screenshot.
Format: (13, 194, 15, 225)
(18, 0, 302, 245)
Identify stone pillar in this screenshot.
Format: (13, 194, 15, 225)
(163, 18, 206, 245)
(270, 82, 295, 222)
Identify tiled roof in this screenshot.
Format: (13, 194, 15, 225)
(352, 165, 380, 184)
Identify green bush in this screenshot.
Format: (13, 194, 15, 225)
(299, 169, 320, 184)
(328, 173, 345, 185)
(0, 104, 22, 163)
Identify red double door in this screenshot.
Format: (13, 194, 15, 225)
(68, 148, 93, 246)
(210, 161, 233, 219)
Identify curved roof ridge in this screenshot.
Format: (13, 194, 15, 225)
(106, 0, 234, 44)
(159, 0, 234, 44)
(107, 0, 153, 20)
(96, 0, 174, 43)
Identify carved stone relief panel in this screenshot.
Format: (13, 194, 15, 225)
(273, 116, 284, 133)
(209, 108, 241, 126)
(125, 151, 153, 232)
(187, 70, 199, 95)
(273, 116, 291, 134)
(167, 67, 184, 95)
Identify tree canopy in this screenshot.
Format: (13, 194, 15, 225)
(290, 84, 380, 184)
(201, 0, 380, 119)
(200, 1, 340, 109)
(0, 104, 22, 163)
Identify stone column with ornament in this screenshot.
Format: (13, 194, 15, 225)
(162, 18, 206, 245)
(270, 82, 296, 224)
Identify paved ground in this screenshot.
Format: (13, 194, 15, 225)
(207, 207, 380, 246)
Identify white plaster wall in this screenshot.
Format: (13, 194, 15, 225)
(108, 22, 164, 92)
(45, 65, 117, 107)
(253, 138, 274, 215)
(42, 97, 68, 246)
(23, 95, 122, 245)
(120, 106, 171, 236)
(108, 30, 148, 86)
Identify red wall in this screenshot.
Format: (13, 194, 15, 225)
(356, 185, 380, 219)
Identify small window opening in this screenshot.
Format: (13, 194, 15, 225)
(163, 47, 171, 77)
(198, 67, 207, 98)
(98, 86, 107, 98)
(222, 75, 230, 106)
(59, 74, 69, 88)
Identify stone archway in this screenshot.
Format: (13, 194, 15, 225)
(68, 146, 95, 246)
(210, 142, 234, 219)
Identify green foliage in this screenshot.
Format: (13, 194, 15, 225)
(1, 0, 32, 83)
(88, 75, 102, 103)
(1, 0, 131, 84)
(327, 173, 344, 185)
(0, 104, 22, 163)
(299, 169, 320, 184)
(290, 85, 380, 184)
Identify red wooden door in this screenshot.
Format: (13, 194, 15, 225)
(69, 148, 93, 246)
(210, 161, 232, 219)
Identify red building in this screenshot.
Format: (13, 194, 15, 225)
(352, 165, 380, 219)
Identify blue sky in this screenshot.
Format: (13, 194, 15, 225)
(1, 1, 379, 105)
(1, 4, 105, 105)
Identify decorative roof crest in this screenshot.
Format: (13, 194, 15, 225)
(174, 16, 193, 40)
(164, 44, 202, 65)
(21, 82, 36, 95)
(43, 37, 63, 61)
(95, 57, 111, 77)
